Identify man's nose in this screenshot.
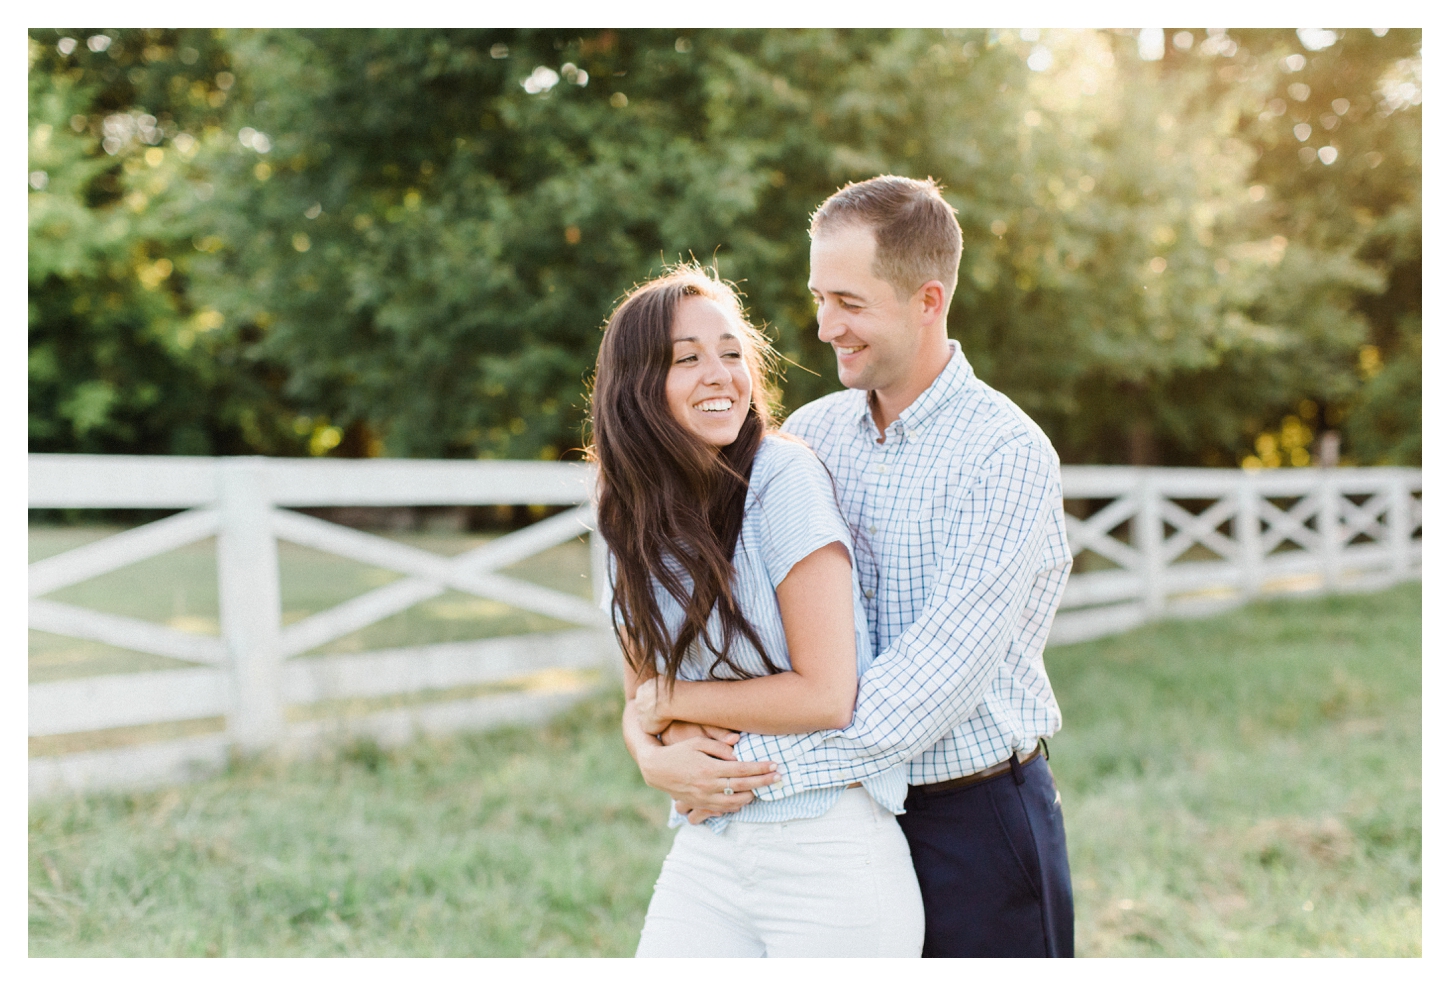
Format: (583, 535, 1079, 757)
(817, 304, 844, 343)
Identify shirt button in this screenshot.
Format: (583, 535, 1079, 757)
(868, 525, 877, 534)
(864, 589, 875, 599)
(875, 464, 888, 474)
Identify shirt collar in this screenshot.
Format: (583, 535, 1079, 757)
(854, 339, 976, 438)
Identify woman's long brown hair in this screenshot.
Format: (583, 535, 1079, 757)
(588, 265, 782, 687)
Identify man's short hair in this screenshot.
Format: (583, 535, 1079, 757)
(809, 175, 963, 299)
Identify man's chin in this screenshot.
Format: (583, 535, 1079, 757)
(836, 364, 872, 392)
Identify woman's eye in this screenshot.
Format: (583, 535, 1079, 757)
(674, 354, 697, 364)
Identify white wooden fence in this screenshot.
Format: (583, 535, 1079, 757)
(1049, 465, 1421, 645)
(29, 455, 1420, 797)
(28, 454, 616, 798)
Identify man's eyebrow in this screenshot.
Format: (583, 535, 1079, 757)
(810, 287, 870, 302)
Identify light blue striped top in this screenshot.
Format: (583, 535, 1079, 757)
(608, 434, 908, 833)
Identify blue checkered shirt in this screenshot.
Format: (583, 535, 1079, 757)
(734, 341, 1073, 795)
(608, 436, 909, 832)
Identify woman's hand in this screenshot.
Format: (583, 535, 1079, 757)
(658, 722, 749, 823)
(621, 662, 776, 821)
(633, 675, 673, 735)
(635, 733, 778, 816)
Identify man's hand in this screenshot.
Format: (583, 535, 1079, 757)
(633, 676, 672, 736)
(676, 802, 731, 825)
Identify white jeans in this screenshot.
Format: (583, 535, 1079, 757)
(635, 786, 925, 957)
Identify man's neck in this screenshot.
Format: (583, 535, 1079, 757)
(868, 336, 954, 438)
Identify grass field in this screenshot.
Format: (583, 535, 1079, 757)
(28, 582, 1420, 956)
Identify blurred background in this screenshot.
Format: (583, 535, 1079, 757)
(28, 28, 1421, 958)
(29, 27, 1420, 470)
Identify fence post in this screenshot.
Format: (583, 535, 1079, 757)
(589, 505, 609, 612)
(588, 504, 624, 678)
(1237, 474, 1262, 601)
(217, 459, 284, 751)
(1137, 471, 1166, 617)
(1319, 470, 1341, 592)
(1387, 470, 1410, 582)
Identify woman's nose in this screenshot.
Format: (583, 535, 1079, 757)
(700, 354, 731, 384)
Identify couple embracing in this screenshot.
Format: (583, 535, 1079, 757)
(589, 176, 1075, 957)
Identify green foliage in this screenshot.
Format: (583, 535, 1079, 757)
(29, 584, 1420, 955)
(29, 28, 1420, 465)
(27, 30, 305, 456)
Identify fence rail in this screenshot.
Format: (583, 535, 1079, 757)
(28, 454, 1420, 797)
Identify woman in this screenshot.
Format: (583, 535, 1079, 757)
(589, 264, 923, 957)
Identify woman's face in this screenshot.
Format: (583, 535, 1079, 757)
(664, 295, 754, 447)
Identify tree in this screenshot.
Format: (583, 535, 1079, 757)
(28, 28, 306, 456)
(30, 28, 1420, 467)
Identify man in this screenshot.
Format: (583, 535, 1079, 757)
(624, 175, 1075, 957)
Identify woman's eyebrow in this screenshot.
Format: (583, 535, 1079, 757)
(673, 332, 739, 343)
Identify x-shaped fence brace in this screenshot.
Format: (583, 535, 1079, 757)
(1062, 493, 1141, 571)
(1060, 481, 1410, 576)
(28, 505, 606, 669)
(1159, 495, 1240, 565)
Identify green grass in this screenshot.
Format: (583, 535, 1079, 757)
(1049, 582, 1421, 956)
(28, 583, 1420, 956)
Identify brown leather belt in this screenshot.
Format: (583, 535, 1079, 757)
(909, 743, 1043, 796)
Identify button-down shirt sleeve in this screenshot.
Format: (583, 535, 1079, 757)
(736, 437, 1062, 798)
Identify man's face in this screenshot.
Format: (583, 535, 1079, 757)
(808, 224, 919, 394)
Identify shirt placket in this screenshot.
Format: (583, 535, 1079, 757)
(847, 422, 877, 651)
(864, 421, 911, 644)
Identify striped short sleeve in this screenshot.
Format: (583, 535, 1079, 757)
(751, 438, 855, 588)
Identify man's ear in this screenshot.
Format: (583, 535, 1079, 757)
(917, 280, 948, 324)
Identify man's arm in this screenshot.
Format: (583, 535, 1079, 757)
(735, 440, 1065, 798)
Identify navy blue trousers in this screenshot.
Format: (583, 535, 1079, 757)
(897, 753, 1074, 957)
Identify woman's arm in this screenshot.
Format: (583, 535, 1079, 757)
(635, 541, 859, 735)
